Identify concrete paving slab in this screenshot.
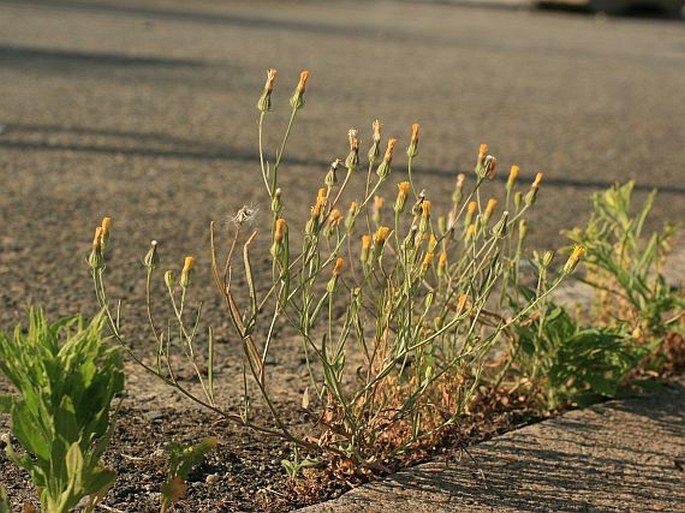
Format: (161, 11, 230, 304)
(297, 380, 685, 512)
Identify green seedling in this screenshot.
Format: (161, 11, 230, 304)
(0, 309, 123, 513)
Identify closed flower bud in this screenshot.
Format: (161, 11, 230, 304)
(373, 226, 391, 246)
(452, 173, 465, 205)
(274, 218, 287, 244)
(518, 219, 528, 243)
(372, 118, 382, 144)
(327, 257, 344, 293)
(525, 172, 544, 206)
(289, 70, 310, 110)
(437, 216, 447, 236)
(465, 223, 477, 244)
(100, 216, 111, 251)
(180, 256, 193, 288)
(464, 200, 477, 228)
(419, 200, 431, 234)
(406, 122, 420, 159)
(368, 119, 381, 164)
(325, 159, 340, 188)
(257, 68, 277, 112)
(373, 194, 384, 220)
(437, 250, 448, 277)
(542, 250, 555, 267)
(88, 226, 104, 270)
(394, 181, 410, 213)
(506, 165, 520, 191)
(360, 234, 371, 265)
(491, 211, 509, 238)
(164, 270, 175, 290)
(143, 240, 159, 269)
(428, 234, 438, 252)
(271, 187, 282, 215)
(421, 251, 434, 272)
(375, 138, 397, 180)
(514, 191, 523, 210)
(477, 143, 488, 167)
(563, 245, 585, 274)
(346, 129, 360, 172)
(345, 201, 358, 232)
(483, 198, 497, 225)
(455, 293, 469, 315)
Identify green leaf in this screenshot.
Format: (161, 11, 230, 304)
(0, 481, 10, 513)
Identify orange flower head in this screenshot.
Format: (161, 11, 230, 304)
(478, 143, 489, 163)
(509, 165, 520, 183)
(421, 200, 432, 218)
(296, 70, 310, 93)
(265, 69, 277, 92)
(467, 201, 477, 216)
(332, 257, 344, 277)
(274, 218, 287, 243)
(384, 138, 397, 162)
(92, 226, 103, 248)
(361, 234, 371, 250)
(182, 256, 194, 275)
(422, 251, 435, 270)
(374, 226, 391, 245)
(411, 122, 420, 144)
(485, 198, 497, 215)
(532, 172, 544, 189)
(372, 119, 382, 143)
(328, 209, 342, 226)
(100, 216, 111, 236)
(348, 129, 359, 151)
(456, 293, 469, 313)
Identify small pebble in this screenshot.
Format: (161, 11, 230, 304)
(205, 473, 221, 484)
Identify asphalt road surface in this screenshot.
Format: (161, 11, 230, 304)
(0, 0, 684, 325)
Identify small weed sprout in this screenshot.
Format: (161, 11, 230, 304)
(160, 437, 217, 513)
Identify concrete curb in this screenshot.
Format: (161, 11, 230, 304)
(296, 380, 685, 512)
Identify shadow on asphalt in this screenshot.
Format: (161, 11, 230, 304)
(0, 45, 202, 69)
(3, 122, 685, 195)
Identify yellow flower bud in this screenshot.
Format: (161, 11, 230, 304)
(456, 293, 469, 314)
(290, 70, 310, 109)
(274, 218, 287, 243)
(506, 165, 520, 191)
(465, 223, 477, 244)
(180, 256, 194, 288)
(477, 143, 488, 166)
(483, 198, 497, 225)
(395, 181, 410, 213)
(563, 245, 585, 274)
(464, 200, 477, 228)
(373, 226, 391, 246)
(376, 138, 397, 180)
(407, 122, 420, 158)
(328, 209, 342, 226)
(422, 251, 434, 271)
(332, 257, 344, 277)
(257, 68, 277, 112)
